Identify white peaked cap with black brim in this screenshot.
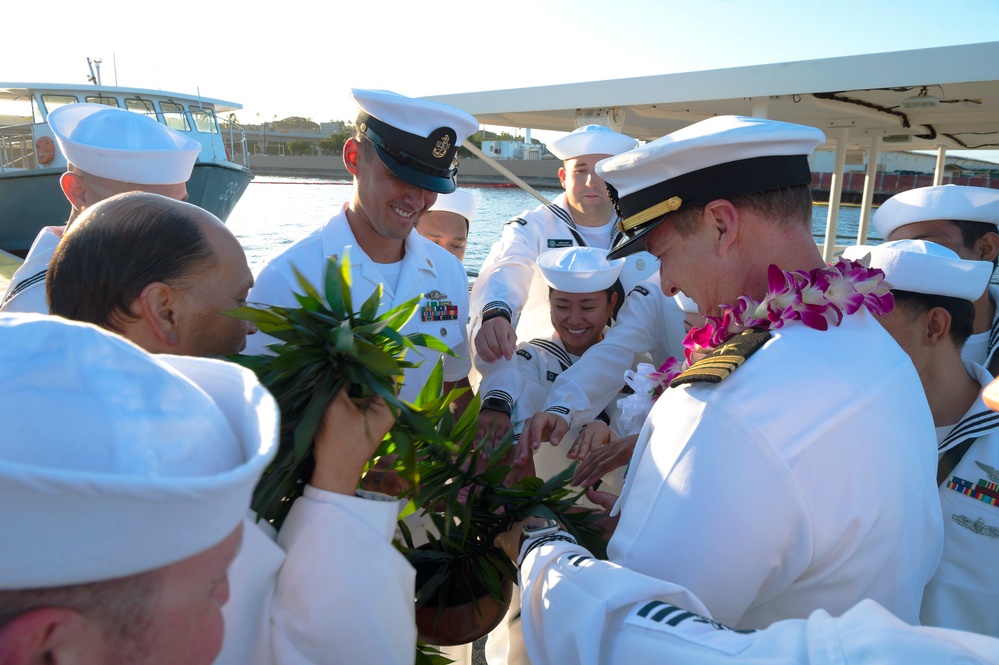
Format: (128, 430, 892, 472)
(0, 313, 278, 589)
(600, 115, 825, 260)
(538, 246, 625, 293)
(351, 89, 479, 195)
(873, 184, 999, 239)
(548, 125, 638, 161)
(842, 239, 992, 302)
(48, 103, 201, 185)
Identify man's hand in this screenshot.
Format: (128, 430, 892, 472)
(572, 434, 637, 488)
(474, 317, 517, 363)
(567, 421, 613, 461)
(475, 408, 512, 451)
(311, 388, 394, 495)
(514, 412, 570, 465)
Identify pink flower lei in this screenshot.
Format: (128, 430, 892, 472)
(682, 257, 894, 366)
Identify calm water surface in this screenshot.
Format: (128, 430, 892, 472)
(226, 177, 880, 277)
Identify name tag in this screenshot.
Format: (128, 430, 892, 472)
(548, 239, 573, 248)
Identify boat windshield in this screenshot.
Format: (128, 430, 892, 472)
(41, 95, 79, 113)
(125, 98, 155, 115)
(84, 96, 120, 108)
(191, 109, 218, 134)
(161, 101, 190, 132)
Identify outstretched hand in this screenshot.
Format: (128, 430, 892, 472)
(572, 434, 637, 488)
(514, 412, 570, 465)
(311, 388, 394, 495)
(474, 317, 517, 363)
(567, 420, 613, 461)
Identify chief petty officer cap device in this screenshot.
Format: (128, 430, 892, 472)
(601, 115, 825, 260)
(351, 89, 479, 195)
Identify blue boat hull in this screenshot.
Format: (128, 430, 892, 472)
(0, 163, 253, 254)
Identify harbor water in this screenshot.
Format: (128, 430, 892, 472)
(227, 177, 878, 278)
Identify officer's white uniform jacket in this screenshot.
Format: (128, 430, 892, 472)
(961, 284, 999, 369)
(0, 226, 61, 314)
(246, 204, 471, 403)
(469, 193, 657, 347)
(540, 275, 686, 428)
(609, 310, 944, 630)
(218, 487, 414, 664)
(517, 539, 999, 665)
(921, 360, 999, 637)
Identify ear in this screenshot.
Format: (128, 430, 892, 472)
(58, 171, 90, 212)
(0, 607, 105, 665)
(701, 199, 740, 255)
(132, 282, 183, 350)
(343, 138, 360, 177)
(557, 166, 567, 189)
(974, 231, 999, 263)
(924, 307, 952, 348)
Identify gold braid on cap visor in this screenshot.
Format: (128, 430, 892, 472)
(617, 196, 683, 235)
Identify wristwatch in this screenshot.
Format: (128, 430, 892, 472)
(516, 518, 575, 566)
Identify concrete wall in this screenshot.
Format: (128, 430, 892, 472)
(248, 155, 563, 187)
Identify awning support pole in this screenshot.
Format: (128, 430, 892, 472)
(857, 135, 880, 245)
(822, 127, 849, 262)
(933, 147, 947, 186)
(462, 140, 552, 206)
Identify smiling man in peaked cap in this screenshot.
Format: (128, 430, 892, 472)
(0, 103, 200, 314)
(520, 115, 943, 631)
(247, 89, 479, 403)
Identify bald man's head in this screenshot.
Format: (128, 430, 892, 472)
(48, 192, 255, 356)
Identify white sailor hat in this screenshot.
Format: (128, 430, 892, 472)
(0, 313, 278, 589)
(538, 246, 625, 293)
(427, 189, 478, 224)
(548, 125, 638, 161)
(674, 291, 699, 314)
(842, 239, 992, 302)
(351, 89, 479, 194)
(602, 115, 825, 260)
(49, 103, 201, 185)
(873, 185, 999, 239)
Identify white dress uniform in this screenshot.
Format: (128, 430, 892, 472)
(516, 538, 999, 665)
(921, 361, 999, 637)
(219, 488, 414, 664)
(468, 193, 658, 347)
(961, 284, 999, 368)
(246, 204, 471, 403)
(610, 311, 945, 630)
(539, 274, 686, 428)
(0, 226, 61, 313)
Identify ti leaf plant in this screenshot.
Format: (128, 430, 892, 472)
(227, 254, 460, 528)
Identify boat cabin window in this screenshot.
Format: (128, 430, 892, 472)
(84, 96, 120, 108)
(41, 95, 79, 114)
(190, 109, 218, 134)
(125, 98, 156, 116)
(160, 101, 191, 132)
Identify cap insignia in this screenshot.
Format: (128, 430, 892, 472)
(432, 133, 452, 159)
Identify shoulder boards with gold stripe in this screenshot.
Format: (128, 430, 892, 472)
(669, 329, 772, 388)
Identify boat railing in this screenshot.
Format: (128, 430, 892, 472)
(0, 123, 39, 172)
(216, 113, 251, 169)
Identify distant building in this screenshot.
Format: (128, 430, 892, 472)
(810, 150, 999, 176)
(480, 140, 550, 160)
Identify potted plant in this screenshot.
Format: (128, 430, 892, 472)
(228, 255, 608, 653)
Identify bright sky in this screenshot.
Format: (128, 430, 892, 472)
(9, 0, 999, 158)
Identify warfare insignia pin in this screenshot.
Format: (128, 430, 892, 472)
(952, 514, 999, 538)
(976, 461, 999, 483)
(426, 290, 447, 300)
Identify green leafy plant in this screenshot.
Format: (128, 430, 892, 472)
(228, 255, 459, 528)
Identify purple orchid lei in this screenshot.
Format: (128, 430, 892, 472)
(682, 257, 894, 366)
(616, 257, 893, 434)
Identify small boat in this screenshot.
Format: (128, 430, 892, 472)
(0, 80, 254, 254)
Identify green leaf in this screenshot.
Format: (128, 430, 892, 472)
(323, 255, 346, 315)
